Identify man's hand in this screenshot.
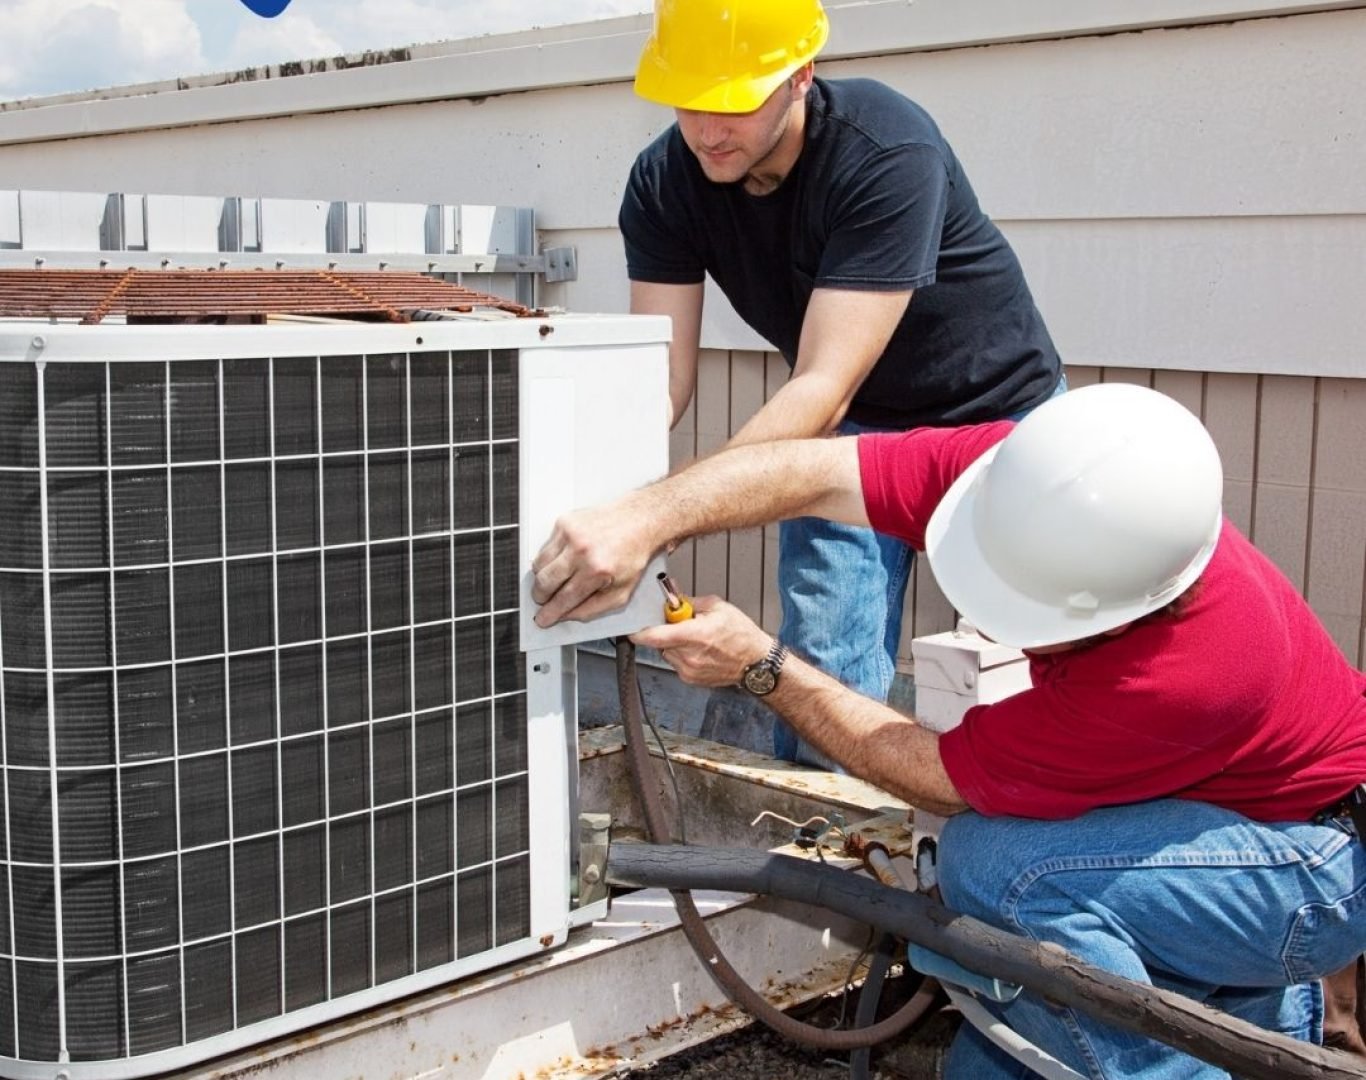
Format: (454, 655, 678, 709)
(638, 596, 967, 818)
(632, 596, 772, 686)
(531, 501, 660, 627)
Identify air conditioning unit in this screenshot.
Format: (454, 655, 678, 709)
(0, 315, 670, 1078)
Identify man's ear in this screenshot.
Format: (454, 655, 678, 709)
(790, 62, 816, 99)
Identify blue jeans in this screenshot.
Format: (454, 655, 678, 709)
(937, 800, 1366, 1079)
(771, 376, 1068, 765)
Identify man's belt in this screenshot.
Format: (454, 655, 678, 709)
(1312, 783, 1366, 843)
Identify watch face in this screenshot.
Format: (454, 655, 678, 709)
(742, 664, 777, 696)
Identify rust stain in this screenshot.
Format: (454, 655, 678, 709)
(81, 265, 138, 324)
(586, 726, 913, 832)
(575, 998, 750, 1067)
(533, 1051, 630, 1080)
(539, 933, 555, 947)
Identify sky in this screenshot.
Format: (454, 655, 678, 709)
(0, 0, 653, 103)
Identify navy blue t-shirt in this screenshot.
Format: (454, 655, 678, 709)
(620, 78, 1062, 428)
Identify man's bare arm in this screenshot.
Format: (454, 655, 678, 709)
(729, 286, 912, 445)
(631, 280, 704, 429)
(633, 597, 967, 816)
(532, 438, 869, 626)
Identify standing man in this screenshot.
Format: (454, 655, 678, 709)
(622, 0, 1064, 764)
(531, 384, 1366, 1077)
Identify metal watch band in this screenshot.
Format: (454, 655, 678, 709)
(740, 639, 788, 696)
(765, 639, 788, 676)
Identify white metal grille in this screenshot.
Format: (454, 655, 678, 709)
(0, 332, 546, 1073)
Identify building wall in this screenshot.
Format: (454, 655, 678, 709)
(669, 355, 1366, 670)
(0, 2, 1362, 665)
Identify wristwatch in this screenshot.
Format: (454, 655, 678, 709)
(739, 639, 789, 697)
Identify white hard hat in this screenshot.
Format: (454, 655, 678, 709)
(925, 384, 1224, 649)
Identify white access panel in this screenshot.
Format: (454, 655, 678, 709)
(459, 205, 528, 255)
(143, 194, 228, 252)
(518, 340, 672, 651)
(257, 198, 337, 252)
(13, 190, 109, 250)
(361, 202, 431, 254)
(0, 191, 18, 248)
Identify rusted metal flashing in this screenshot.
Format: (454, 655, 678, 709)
(82, 265, 138, 325)
(0, 268, 537, 323)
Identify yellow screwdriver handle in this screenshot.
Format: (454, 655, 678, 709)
(664, 595, 694, 623)
(657, 572, 694, 622)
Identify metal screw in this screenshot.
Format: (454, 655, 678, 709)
(30, 335, 46, 350)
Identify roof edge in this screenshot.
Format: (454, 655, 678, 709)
(1, 1, 1364, 146)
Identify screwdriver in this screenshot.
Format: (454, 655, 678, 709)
(657, 572, 694, 623)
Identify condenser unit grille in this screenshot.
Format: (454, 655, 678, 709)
(0, 349, 531, 1066)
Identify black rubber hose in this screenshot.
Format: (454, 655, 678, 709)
(615, 639, 936, 1052)
(609, 842, 1366, 1080)
(850, 960, 942, 1080)
(848, 933, 899, 1080)
(848, 937, 943, 1080)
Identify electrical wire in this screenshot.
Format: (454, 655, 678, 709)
(609, 636, 689, 845)
(615, 638, 939, 1052)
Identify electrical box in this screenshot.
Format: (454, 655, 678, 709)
(910, 622, 1030, 733)
(910, 621, 1031, 888)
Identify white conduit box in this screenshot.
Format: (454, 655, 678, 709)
(910, 622, 1031, 735)
(910, 621, 1031, 881)
(0, 316, 669, 1078)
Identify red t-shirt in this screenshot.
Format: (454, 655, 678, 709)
(858, 423, 1366, 822)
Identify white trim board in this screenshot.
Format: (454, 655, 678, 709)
(2, 2, 1365, 145)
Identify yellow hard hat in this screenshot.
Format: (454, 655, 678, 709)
(634, 0, 830, 114)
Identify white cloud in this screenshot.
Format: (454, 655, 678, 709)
(322, 0, 648, 49)
(219, 10, 344, 73)
(0, 0, 205, 100)
(0, 0, 651, 101)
